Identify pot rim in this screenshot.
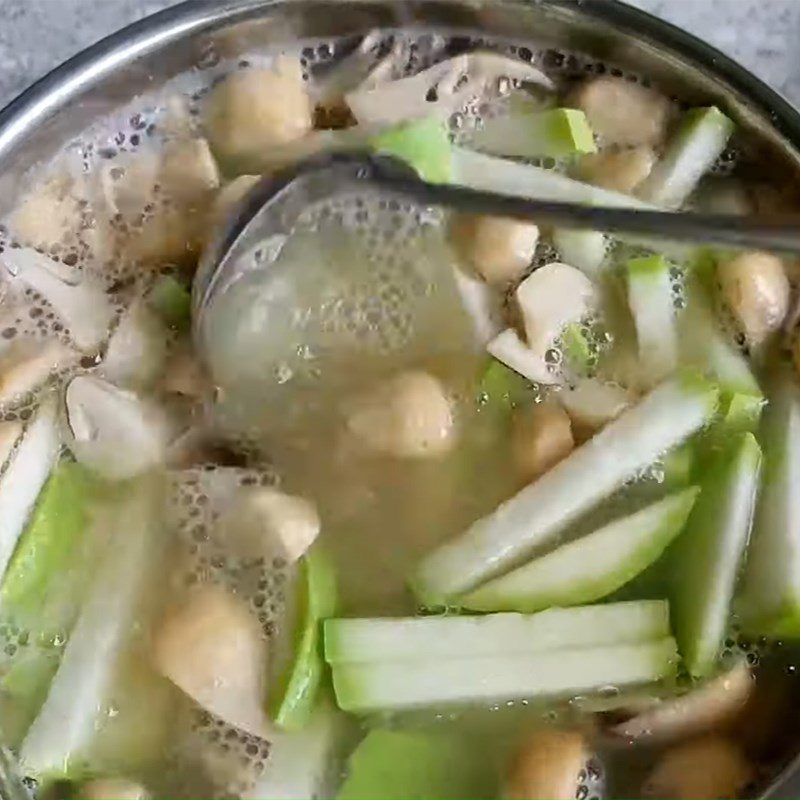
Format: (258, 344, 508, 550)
(1, 0, 800, 161)
(0, 1, 799, 798)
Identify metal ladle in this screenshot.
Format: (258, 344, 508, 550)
(193, 150, 800, 350)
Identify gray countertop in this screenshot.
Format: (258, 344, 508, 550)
(0, 0, 797, 108)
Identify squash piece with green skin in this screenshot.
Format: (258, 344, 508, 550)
(470, 108, 596, 159)
(413, 372, 719, 603)
(270, 547, 337, 730)
(461, 487, 698, 613)
(737, 372, 800, 637)
(671, 433, 761, 677)
(626, 254, 678, 387)
(0, 462, 102, 746)
(370, 117, 452, 184)
(337, 729, 495, 800)
(638, 106, 735, 209)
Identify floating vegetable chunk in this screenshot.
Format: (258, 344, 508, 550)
(152, 582, 271, 738)
(216, 486, 321, 564)
(737, 372, 800, 636)
(571, 77, 672, 147)
(331, 638, 678, 713)
(65, 376, 169, 480)
(461, 487, 698, 613)
(717, 251, 789, 348)
(504, 730, 587, 800)
(19, 481, 162, 778)
(413, 373, 718, 602)
(642, 736, 753, 800)
(0, 399, 59, 583)
(612, 660, 753, 744)
(671, 434, 761, 677)
(510, 401, 574, 483)
(451, 214, 539, 285)
(337, 729, 494, 800)
(347, 371, 455, 459)
(80, 778, 151, 800)
(325, 600, 671, 664)
(204, 58, 312, 167)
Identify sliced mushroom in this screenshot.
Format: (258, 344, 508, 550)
(79, 778, 150, 800)
(345, 52, 552, 127)
(0, 420, 21, 469)
(101, 139, 220, 266)
(504, 729, 588, 800)
(313, 30, 402, 111)
(347, 370, 456, 458)
(488, 329, 559, 386)
(511, 400, 574, 483)
(516, 262, 597, 356)
(451, 266, 505, 345)
(451, 214, 539, 285)
(642, 736, 753, 799)
(1, 247, 114, 353)
(100, 301, 167, 389)
(575, 146, 656, 194)
(718, 251, 790, 347)
(611, 661, 753, 745)
(65, 375, 169, 480)
(558, 379, 631, 440)
(152, 582, 271, 738)
(9, 171, 106, 256)
(204, 58, 313, 167)
(216, 486, 321, 564)
(570, 77, 672, 147)
(0, 338, 77, 405)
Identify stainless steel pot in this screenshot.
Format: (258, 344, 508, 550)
(0, 1, 799, 797)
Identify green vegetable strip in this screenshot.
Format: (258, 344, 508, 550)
(412, 372, 719, 603)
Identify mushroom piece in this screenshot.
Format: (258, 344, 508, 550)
(345, 51, 552, 127)
(504, 729, 588, 800)
(100, 301, 167, 389)
(9, 171, 105, 255)
(570, 77, 672, 148)
(488, 329, 560, 386)
(451, 214, 539, 285)
(511, 400, 574, 483)
(451, 266, 505, 345)
(642, 736, 753, 800)
(204, 58, 313, 167)
(0, 338, 77, 405)
(158, 137, 221, 202)
(79, 778, 150, 800)
(557, 379, 631, 440)
(575, 146, 656, 194)
(65, 375, 169, 480)
(1, 246, 114, 353)
(347, 370, 456, 459)
(152, 582, 271, 738)
(611, 660, 753, 745)
(216, 486, 321, 564)
(515, 262, 597, 356)
(718, 251, 790, 348)
(101, 138, 220, 266)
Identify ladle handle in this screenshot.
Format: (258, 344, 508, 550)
(361, 153, 800, 255)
